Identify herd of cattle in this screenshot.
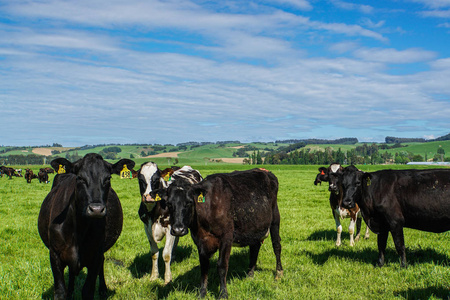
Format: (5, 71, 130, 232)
(0, 165, 54, 183)
(3, 153, 446, 299)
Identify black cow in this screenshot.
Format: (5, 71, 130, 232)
(314, 164, 369, 246)
(339, 165, 450, 267)
(38, 153, 135, 299)
(25, 168, 38, 183)
(38, 168, 50, 184)
(156, 168, 283, 299)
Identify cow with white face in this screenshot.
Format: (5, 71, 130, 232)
(138, 162, 178, 284)
(315, 163, 369, 246)
(137, 163, 202, 284)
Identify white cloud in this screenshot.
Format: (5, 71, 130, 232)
(353, 47, 437, 64)
(330, 0, 374, 14)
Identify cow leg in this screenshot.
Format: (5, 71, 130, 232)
(354, 214, 362, 242)
(49, 250, 66, 300)
(348, 217, 356, 246)
(364, 225, 370, 239)
(144, 222, 160, 281)
(247, 243, 262, 278)
(333, 209, 342, 247)
(270, 208, 283, 279)
(391, 226, 407, 267)
(162, 232, 178, 284)
(82, 264, 100, 300)
(198, 251, 211, 298)
(67, 267, 75, 299)
(377, 230, 389, 267)
(217, 240, 232, 299)
(98, 256, 107, 298)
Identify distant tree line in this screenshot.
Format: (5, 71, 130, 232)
(275, 138, 358, 145)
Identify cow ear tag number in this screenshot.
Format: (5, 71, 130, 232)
(120, 164, 131, 179)
(198, 192, 205, 203)
(58, 164, 66, 174)
(155, 194, 161, 201)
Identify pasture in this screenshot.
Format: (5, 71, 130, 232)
(0, 164, 449, 299)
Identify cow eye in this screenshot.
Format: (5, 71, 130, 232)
(77, 176, 87, 185)
(355, 180, 361, 186)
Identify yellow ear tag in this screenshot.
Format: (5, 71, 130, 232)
(366, 177, 371, 186)
(164, 174, 171, 181)
(155, 194, 161, 201)
(198, 192, 205, 203)
(120, 164, 131, 179)
(58, 164, 66, 174)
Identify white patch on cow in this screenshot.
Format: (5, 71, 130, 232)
(330, 163, 341, 173)
(140, 162, 159, 196)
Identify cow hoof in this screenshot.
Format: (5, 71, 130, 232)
(149, 275, 159, 281)
(275, 270, 283, 280)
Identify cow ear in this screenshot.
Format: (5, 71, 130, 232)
(189, 187, 207, 202)
(318, 167, 327, 173)
(51, 158, 73, 173)
(111, 159, 136, 175)
(361, 173, 372, 186)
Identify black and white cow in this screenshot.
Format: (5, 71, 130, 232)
(137, 163, 202, 284)
(315, 163, 369, 246)
(339, 165, 450, 267)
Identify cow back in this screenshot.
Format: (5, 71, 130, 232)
(195, 169, 279, 246)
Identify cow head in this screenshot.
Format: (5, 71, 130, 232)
(340, 165, 366, 209)
(153, 179, 199, 237)
(138, 162, 166, 204)
(51, 153, 135, 218)
(314, 167, 328, 185)
(315, 163, 343, 193)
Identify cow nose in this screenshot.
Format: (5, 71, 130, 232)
(87, 204, 106, 218)
(171, 225, 188, 237)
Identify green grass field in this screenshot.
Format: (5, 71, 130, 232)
(0, 164, 449, 299)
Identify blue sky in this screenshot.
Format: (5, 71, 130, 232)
(1, 0, 449, 146)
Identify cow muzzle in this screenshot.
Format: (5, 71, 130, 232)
(341, 199, 355, 209)
(142, 194, 156, 203)
(86, 204, 107, 218)
(171, 225, 188, 237)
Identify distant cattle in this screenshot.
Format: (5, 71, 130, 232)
(315, 164, 369, 246)
(25, 169, 38, 183)
(38, 168, 50, 184)
(1, 166, 17, 179)
(15, 169, 23, 177)
(156, 168, 283, 299)
(38, 153, 135, 299)
(137, 163, 200, 284)
(43, 167, 55, 174)
(339, 165, 450, 267)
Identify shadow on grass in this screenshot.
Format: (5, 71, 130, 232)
(156, 249, 251, 299)
(307, 229, 340, 242)
(41, 269, 116, 299)
(394, 286, 450, 299)
(304, 244, 449, 267)
(129, 244, 194, 278)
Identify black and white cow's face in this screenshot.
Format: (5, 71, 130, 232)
(51, 153, 135, 219)
(320, 163, 342, 193)
(138, 162, 165, 204)
(341, 165, 364, 209)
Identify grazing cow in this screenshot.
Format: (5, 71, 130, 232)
(314, 164, 369, 246)
(1, 166, 17, 179)
(156, 168, 283, 299)
(25, 168, 38, 183)
(137, 163, 201, 284)
(38, 168, 50, 184)
(339, 165, 450, 267)
(15, 169, 23, 177)
(38, 154, 135, 299)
